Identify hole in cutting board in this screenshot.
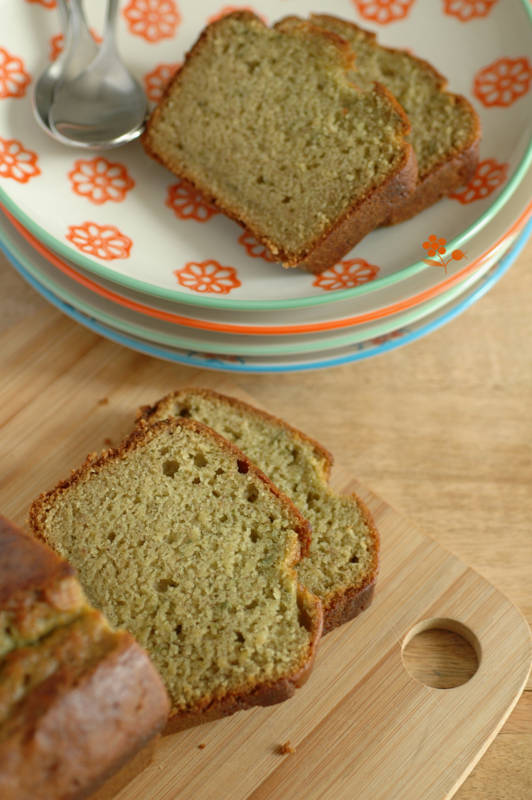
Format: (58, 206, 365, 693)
(401, 618, 480, 689)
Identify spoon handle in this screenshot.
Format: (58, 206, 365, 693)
(105, 0, 120, 30)
(59, 0, 99, 86)
(56, 0, 70, 35)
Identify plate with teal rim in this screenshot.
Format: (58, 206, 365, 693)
(5, 217, 531, 371)
(0, 213, 519, 355)
(1, 0, 532, 310)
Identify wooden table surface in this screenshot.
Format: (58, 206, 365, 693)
(1, 238, 531, 799)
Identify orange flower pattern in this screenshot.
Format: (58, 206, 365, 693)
(0, 137, 40, 183)
(443, 0, 499, 20)
(165, 180, 219, 222)
(123, 0, 181, 43)
(313, 259, 380, 292)
(144, 63, 181, 103)
(0, 49, 31, 99)
(238, 231, 276, 262)
(474, 57, 532, 107)
(207, 6, 266, 23)
(351, 0, 415, 24)
(49, 29, 102, 62)
(174, 261, 241, 294)
(448, 158, 508, 204)
(68, 158, 135, 205)
(66, 222, 132, 260)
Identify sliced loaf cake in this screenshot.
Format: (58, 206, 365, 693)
(310, 14, 481, 224)
(0, 516, 169, 800)
(29, 419, 322, 734)
(138, 389, 379, 635)
(142, 11, 417, 273)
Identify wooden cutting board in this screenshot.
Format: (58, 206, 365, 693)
(1, 307, 531, 800)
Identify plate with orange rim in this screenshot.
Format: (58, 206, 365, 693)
(0, 203, 519, 354)
(3, 137, 532, 336)
(4, 220, 529, 371)
(1, 0, 532, 310)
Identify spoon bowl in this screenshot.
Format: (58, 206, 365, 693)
(49, 0, 148, 149)
(32, 0, 99, 137)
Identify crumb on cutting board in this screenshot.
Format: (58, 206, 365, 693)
(97, 398, 109, 405)
(198, 743, 206, 749)
(279, 741, 296, 755)
(103, 438, 113, 447)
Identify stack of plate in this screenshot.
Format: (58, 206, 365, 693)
(1, 0, 532, 373)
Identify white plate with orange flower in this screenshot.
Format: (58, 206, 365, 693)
(1, 0, 532, 310)
(0, 200, 518, 354)
(3, 129, 532, 337)
(4, 221, 529, 370)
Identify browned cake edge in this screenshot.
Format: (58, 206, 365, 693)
(29, 417, 312, 561)
(0, 516, 75, 603)
(141, 11, 418, 274)
(0, 517, 170, 800)
(310, 13, 481, 226)
(320, 494, 379, 635)
(0, 629, 170, 800)
(163, 582, 322, 734)
(136, 389, 380, 636)
(28, 418, 323, 733)
(136, 387, 335, 480)
(379, 107, 480, 225)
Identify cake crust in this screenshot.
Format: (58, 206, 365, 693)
(311, 14, 481, 225)
(0, 517, 170, 800)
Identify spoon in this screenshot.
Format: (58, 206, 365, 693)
(32, 0, 99, 136)
(49, 0, 148, 149)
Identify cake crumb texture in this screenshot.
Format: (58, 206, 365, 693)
(29, 418, 322, 729)
(139, 389, 380, 633)
(143, 12, 416, 269)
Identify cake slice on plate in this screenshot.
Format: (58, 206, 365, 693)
(142, 11, 417, 273)
(310, 14, 481, 224)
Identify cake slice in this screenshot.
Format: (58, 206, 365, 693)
(138, 389, 379, 635)
(310, 14, 481, 224)
(142, 11, 417, 274)
(29, 418, 323, 735)
(0, 516, 169, 800)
